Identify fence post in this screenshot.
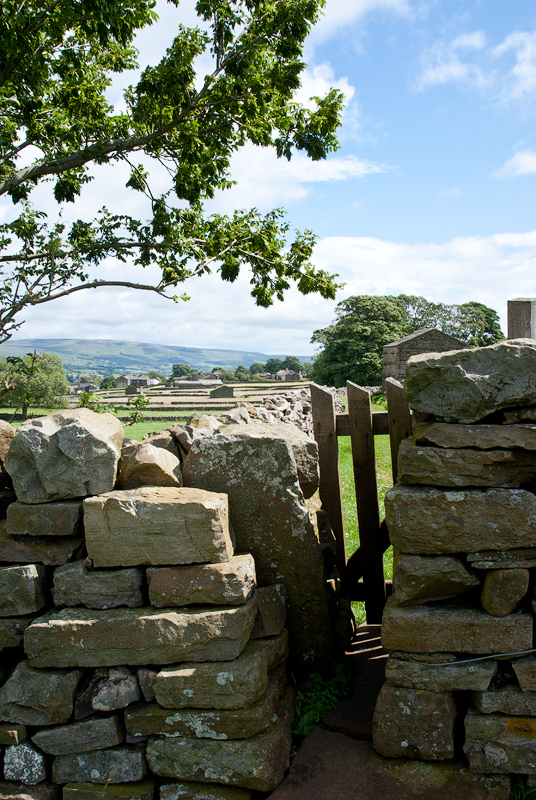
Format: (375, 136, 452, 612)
(385, 377, 413, 484)
(347, 381, 385, 623)
(310, 383, 347, 576)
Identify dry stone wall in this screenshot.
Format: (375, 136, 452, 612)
(373, 341, 536, 792)
(0, 407, 334, 799)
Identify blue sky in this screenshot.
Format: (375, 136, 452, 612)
(7, 0, 536, 356)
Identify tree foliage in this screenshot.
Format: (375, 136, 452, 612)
(311, 294, 504, 387)
(0, 0, 344, 342)
(171, 362, 191, 378)
(0, 351, 69, 418)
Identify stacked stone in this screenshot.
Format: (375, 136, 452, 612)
(372, 341, 536, 792)
(0, 409, 293, 799)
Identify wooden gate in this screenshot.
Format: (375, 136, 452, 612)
(310, 379, 412, 624)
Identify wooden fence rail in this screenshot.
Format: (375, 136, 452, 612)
(310, 379, 411, 624)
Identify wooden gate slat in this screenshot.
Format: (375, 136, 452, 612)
(310, 383, 347, 576)
(385, 377, 413, 484)
(347, 382, 386, 623)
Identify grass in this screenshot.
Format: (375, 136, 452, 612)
(511, 783, 536, 800)
(338, 399, 394, 626)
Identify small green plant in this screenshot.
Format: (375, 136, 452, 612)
(76, 391, 117, 415)
(291, 664, 351, 737)
(511, 782, 536, 800)
(126, 392, 150, 425)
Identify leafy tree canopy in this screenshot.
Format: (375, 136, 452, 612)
(99, 374, 117, 390)
(311, 294, 504, 387)
(0, 0, 344, 342)
(171, 362, 191, 377)
(249, 361, 265, 374)
(0, 351, 69, 418)
(265, 357, 284, 373)
(282, 355, 302, 371)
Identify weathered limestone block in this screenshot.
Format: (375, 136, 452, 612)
(219, 423, 319, 499)
(250, 585, 286, 638)
(125, 673, 282, 739)
(182, 431, 331, 671)
(414, 421, 536, 450)
(503, 406, 536, 424)
(465, 708, 536, 772)
(5, 409, 124, 503)
(6, 501, 82, 537)
(405, 342, 536, 423)
(0, 525, 83, 565)
(118, 443, 183, 490)
(31, 715, 124, 755)
(187, 415, 222, 433)
(381, 597, 533, 654)
(25, 602, 257, 667)
(513, 654, 536, 691)
(147, 555, 255, 608)
(53, 561, 144, 609)
(0, 723, 27, 744)
(0, 661, 81, 725)
(62, 781, 155, 800)
(372, 684, 456, 760)
(93, 668, 141, 712)
(154, 632, 288, 710)
(0, 781, 60, 800)
(0, 616, 33, 649)
(0, 420, 15, 488)
(52, 747, 147, 785)
(481, 569, 529, 616)
(468, 548, 536, 569)
(142, 429, 181, 460)
(384, 656, 496, 691)
(0, 565, 46, 617)
(393, 554, 480, 606)
(4, 742, 47, 785)
(385, 486, 536, 554)
(398, 439, 536, 487)
(137, 669, 157, 703)
(160, 782, 251, 800)
(84, 487, 233, 568)
(146, 714, 291, 792)
(473, 685, 536, 715)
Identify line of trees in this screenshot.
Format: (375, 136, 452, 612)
(172, 356, 312, 382)
(311, 295, 504, 387)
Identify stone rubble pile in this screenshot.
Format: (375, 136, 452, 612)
(373, 341, 536, 794)
(0, 409, 305, 799)
(237, 386, 344, 437)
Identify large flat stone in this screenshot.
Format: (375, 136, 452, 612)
(5, 409, 124, 503)
(31, 715, 124, 755)
(6, 501, 82, 537)
(182, 431, 332, 672)
(372, 684, 456, 760)
(0, 661, 81, 725)
(52, 747, 147, 784)
(414, 421, 536, 450)
(473, 684, 536, 715)
(153, 633, 287, 710)
(160, 782, 251, 800)
(25, 602, 256, 667)
(118, 443, 182, 490)
(384, 656, 496, 691)
(62, 781, 155, 800)
(465, 708, 536, 772)
(0, 565, 47, 617)
(146, 714, 291, 792)
(147, 555, 255, 608)
(405, 342, 536, 423)
(0, 525, 83, 565)
(393, 554, 479, 606)
(385, 486, 536, 554)
(513, 654, 536, 691)
(398, 440, 536, 487)
(4, 742, 47, 785)
(53, 561, 144, 609)
(381, 597, 533, 654)
(125, 672, 282, 739)
(84, 487, 233, 568)
(0, 782, 60, 800)
(269, 728, 510, 800)
(468, 548, 536, 569)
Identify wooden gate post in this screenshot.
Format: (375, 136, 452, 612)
(310, 383, 347, 576)
(347, 381, 385, 623)
(385, 377, 413, 484)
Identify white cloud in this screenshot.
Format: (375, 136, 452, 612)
(494, 31, 536, 102)
(493, 148, 536, 178)
(416, 31, 490, 92)
(310, 0, 412, 45)
(15, 229, 536, 353)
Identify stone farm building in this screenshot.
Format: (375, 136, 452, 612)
(382, 328, 468, 386)
(276, 369, 303, 382)
(115, 375, 151, 389)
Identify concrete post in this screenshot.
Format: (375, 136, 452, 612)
(507, 298, 536, 340)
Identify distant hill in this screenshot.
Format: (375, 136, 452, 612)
(0, 339, 312, 375)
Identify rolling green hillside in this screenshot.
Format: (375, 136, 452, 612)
(0, 339, 311, 375)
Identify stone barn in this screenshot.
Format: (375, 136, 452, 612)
(382, 328, 468, 386)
